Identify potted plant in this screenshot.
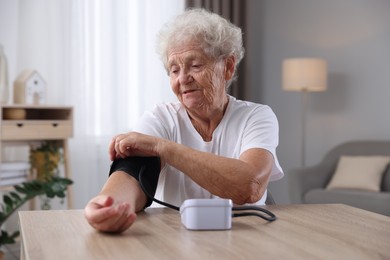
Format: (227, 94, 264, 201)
(0, 140, 73, 258)
(0, 176, 73, 258)
(30, 140, 63, 182)
(29, 140, 64, 209)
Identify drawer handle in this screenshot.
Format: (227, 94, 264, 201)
(52, 123, 59, 127)
(17, 123, 23, 127)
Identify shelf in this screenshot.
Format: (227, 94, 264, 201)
(0, 105, 74, 208)
(1, 105, 73, 141)
(2, 106, 72, 121)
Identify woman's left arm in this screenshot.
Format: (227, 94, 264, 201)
(160, 140, 273, 205)
(110, 132, 273, 205)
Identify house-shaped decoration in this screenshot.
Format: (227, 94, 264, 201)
(13, 70, 46, 105)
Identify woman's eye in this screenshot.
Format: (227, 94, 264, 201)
(170, 67, 179, 74)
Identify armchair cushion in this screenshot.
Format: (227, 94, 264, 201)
(381, 165, 390, 191)
(326, 156, 390, 192)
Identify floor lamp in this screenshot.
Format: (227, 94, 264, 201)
(282, 58, 327, 167)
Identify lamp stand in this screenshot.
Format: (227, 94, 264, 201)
(301, 90, 308, 168)
(282, 58, 328, 168)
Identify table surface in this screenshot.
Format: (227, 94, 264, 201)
(19, 204, 390, 260)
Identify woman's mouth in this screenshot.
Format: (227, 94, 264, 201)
(183, 89, 197, 94)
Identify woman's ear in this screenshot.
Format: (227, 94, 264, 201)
(224, 56, 236, 80)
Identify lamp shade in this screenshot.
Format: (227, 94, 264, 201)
(282, 58, 327, 92)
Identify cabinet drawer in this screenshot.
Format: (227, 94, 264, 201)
(1, 121, 73, 140)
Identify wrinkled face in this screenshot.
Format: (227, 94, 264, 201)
(167, 42, 230, 113)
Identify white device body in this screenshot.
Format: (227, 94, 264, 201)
(179, 199, 233, 230)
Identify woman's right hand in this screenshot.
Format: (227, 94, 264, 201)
(84, 194, 137, 233)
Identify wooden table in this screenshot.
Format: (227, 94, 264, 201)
(18, 204, 390, 259)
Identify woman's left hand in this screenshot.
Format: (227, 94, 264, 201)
(108, 132, 161, 160)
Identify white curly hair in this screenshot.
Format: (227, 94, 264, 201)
(156, 8, 244, 86)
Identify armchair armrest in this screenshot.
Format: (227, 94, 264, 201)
(289, 162, 335, 203)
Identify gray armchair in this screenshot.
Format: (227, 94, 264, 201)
(289, 140, 390, 216)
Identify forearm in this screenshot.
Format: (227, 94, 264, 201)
(158, 139, 272, 204)
(110, 131, 273, 204)
(100, 171, 147, 212)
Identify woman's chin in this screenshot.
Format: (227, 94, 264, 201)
(182, 95, 203, 108)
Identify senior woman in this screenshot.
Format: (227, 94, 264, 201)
(85, 8, 283, 233)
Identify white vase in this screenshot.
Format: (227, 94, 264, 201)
(0, 44, 9, 104)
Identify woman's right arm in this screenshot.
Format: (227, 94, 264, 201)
(84, 171, 147, 233)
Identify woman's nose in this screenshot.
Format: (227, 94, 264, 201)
(179, 70, 194, 84)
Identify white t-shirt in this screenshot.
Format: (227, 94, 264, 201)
(134, 95, 283, 207)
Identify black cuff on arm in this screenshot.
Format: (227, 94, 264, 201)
(109, 156, 161, 208)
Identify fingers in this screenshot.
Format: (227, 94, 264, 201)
(85, 196, 114, 223)
(85, 196, 136, 233)
(108, 132, 158, 161)
(116, 213, 137, 232)
(115, 204, 137, 232)
(115, 137, 130, 158)
(108, 137, 116, 161)
(109, 134, 131, 160)
(93, 202, 135, 233)
(109, 134, 129, 160)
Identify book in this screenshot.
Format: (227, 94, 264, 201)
(0, 176, 27, 187)
(0, 161, 30, 171)
(0, 162, 30, 187)
(0, 170, 28, 179)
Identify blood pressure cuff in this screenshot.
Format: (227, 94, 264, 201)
(109, 156, 161, 208)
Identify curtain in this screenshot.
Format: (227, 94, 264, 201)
(66, 0, 184, 209)
(15, 0, 184, 209)
(185, 0, 247, 99)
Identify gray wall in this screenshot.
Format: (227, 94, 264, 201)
(245, 0, 390, 204)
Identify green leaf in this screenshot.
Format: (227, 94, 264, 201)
(9, 192, 21, 201)
(0, 229, 19, 246)
(56, 191, 66, 198)
(0, 174, 73, 247)
(23, 182, 37, 191)
(46, 191, 55, 198)
(14, 185, 27, 193)
(31, 181, 43, 190)
(3, 195, 13, 207)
